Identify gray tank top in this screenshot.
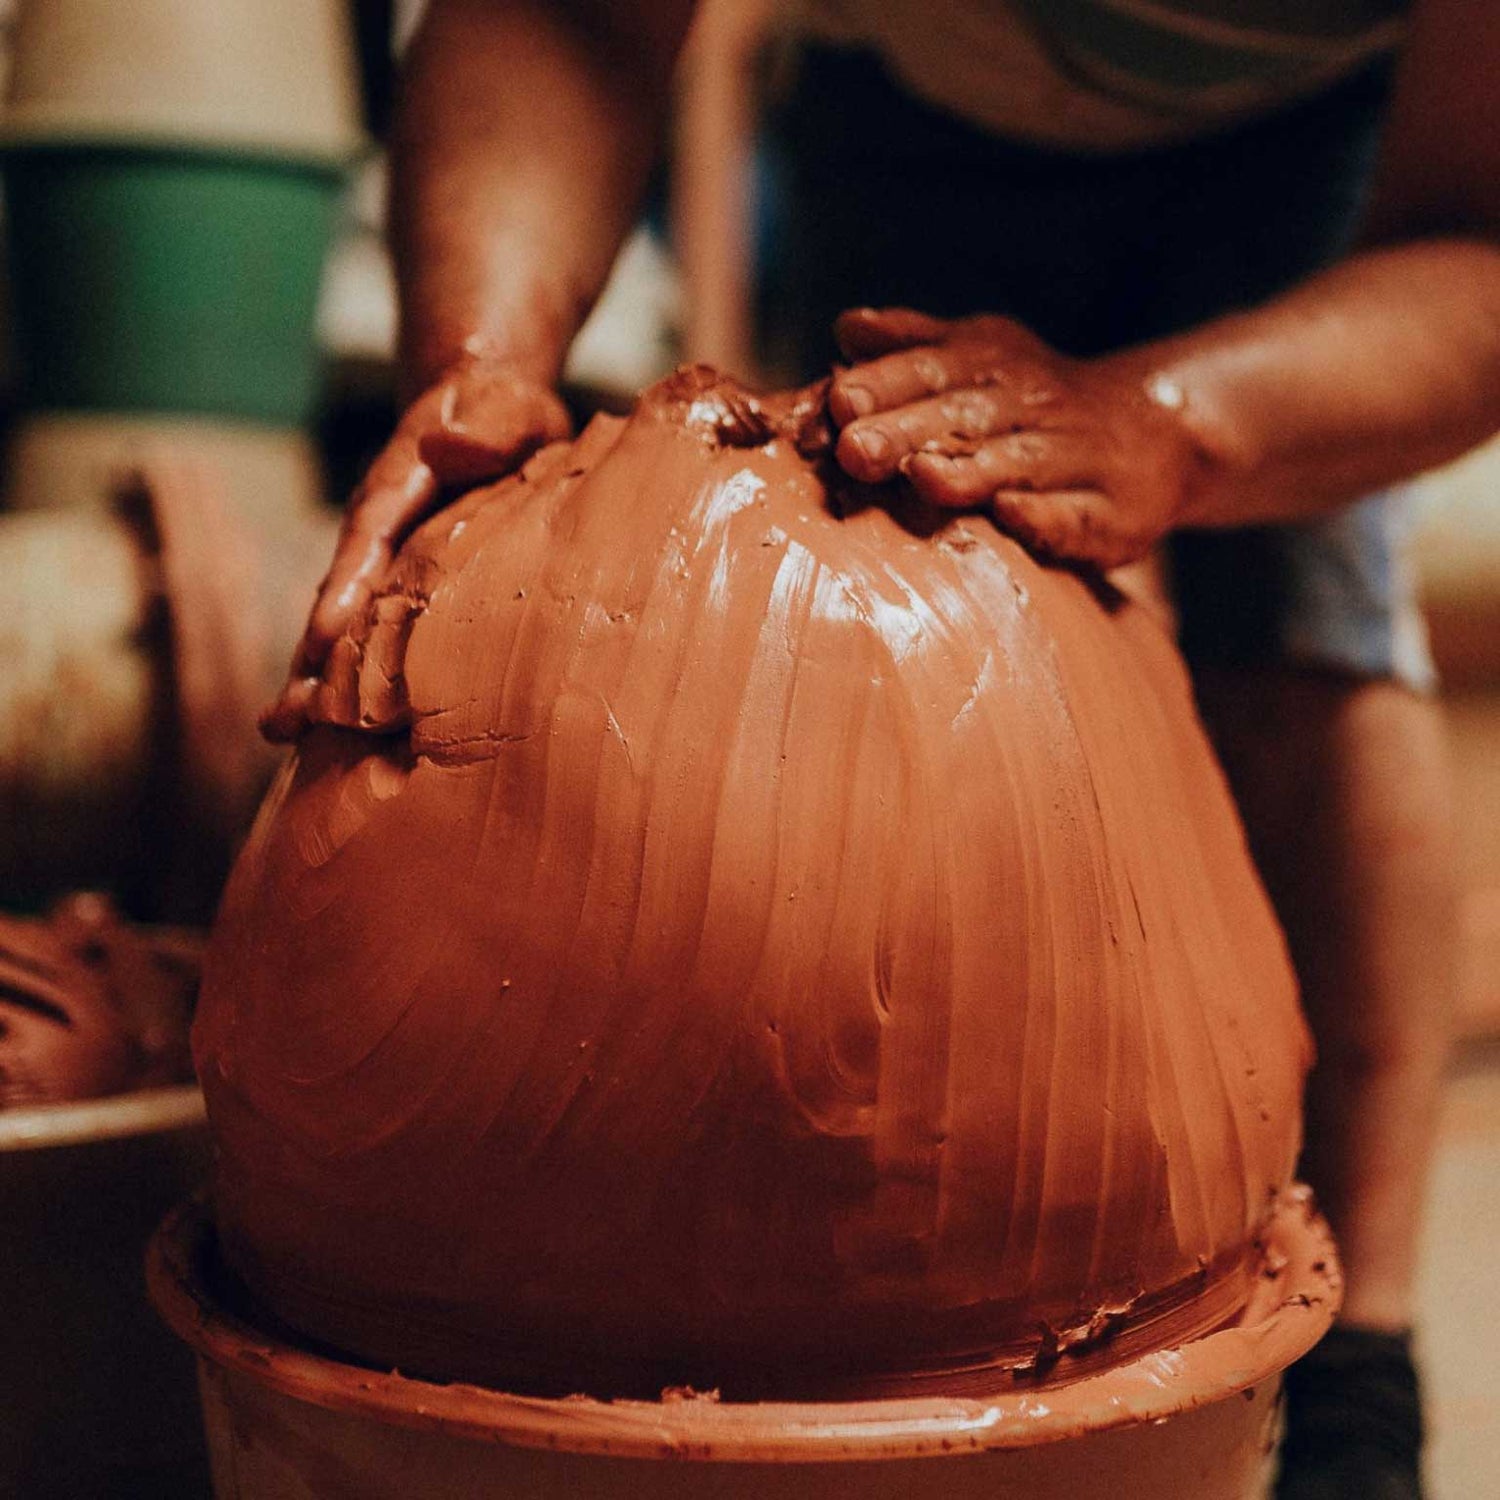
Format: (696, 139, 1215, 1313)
(792, 0, 1407, 149)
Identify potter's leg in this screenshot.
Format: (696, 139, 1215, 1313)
(1196, 668, 1455, 1498)
(1194, 668, 1457, 1329)
(1178, 484, 1456, 1498)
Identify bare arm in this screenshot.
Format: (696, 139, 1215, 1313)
(395, 0, 695, 394)
(267, 0, 695, 736)
(830, 0, 1500, 565)
(1175, 0, 1500, 525)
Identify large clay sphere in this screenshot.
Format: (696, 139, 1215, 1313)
(196, 370, 1308, 1399)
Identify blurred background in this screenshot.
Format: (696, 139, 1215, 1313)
(0, 1, 1494, 1495)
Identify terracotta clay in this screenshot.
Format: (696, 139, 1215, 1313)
(148, 1191, 1340, 1499)
(197, 369, 1309, 1400)
(0, 892, 201, 1108)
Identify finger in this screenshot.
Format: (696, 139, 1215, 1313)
(267, 373, 572, 741)
(905, 432, 1095, 508)
(300, 452, 439, 673)
(267, 458, 433, 742)
(298, 378, 569, 676)
(260, 673, 319, 743)
(988, 489, 1140, 569)
(833, 306, 952, 363)
(420, 377, 571, 484)
(829, 337, 1009, 428)
(835, 385, 1031, 483)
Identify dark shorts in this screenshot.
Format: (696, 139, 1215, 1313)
(760, 45, 1434, 690)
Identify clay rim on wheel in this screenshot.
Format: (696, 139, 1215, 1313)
(148, 1190, 1339, 1464)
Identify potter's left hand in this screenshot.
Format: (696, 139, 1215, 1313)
(828, 307, 1203, 570)
(261, 360, 570, 742)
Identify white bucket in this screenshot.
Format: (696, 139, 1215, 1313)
(2, 1085, 211, 1496)
(150, 1191, 1340, 1500)
(2, 0, 363, 164)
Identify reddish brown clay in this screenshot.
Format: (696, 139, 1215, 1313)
(146, 1191, 1339, 1500)
(196, 369, 1309, 1400)
(0, 892, 201, 1108)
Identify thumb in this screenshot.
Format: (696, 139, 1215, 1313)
(834, 306, 952, 362)
(419, 375, 572, 486)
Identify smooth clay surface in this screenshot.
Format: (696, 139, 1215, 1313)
(197, 369, 1310, 1400)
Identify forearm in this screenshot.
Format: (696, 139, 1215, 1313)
(393, 0, 692, 396)
(1138, 236, 1500, 529)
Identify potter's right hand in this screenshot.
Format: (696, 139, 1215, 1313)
(262, 361, 571, 742)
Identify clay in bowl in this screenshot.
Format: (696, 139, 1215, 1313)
(0, 891, 200, 1108)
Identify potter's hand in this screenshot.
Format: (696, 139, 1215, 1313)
(263, 361, 570, 741)
(828, 308, 1202, 570)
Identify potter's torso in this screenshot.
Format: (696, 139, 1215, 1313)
(789, 0, 1408, 149)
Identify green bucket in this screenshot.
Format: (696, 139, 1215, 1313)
(1, 139, 349, 424)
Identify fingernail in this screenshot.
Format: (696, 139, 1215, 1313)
(841, 384, 875, 419)
(851, 428, 891, 468)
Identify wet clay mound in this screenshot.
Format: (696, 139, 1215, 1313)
(195, 368, 1309, 1400)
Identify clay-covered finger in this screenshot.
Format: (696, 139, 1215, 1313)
(302, 455, 439, 665)
(905, 432, 1094, 508)
(833, 306, 952, 363)
(829, 339, 1007, 429)
(421, 376, 571, 483)
(836, 386, 1028, 483)
(292, 375, 463, 669)
(259, 673, 319, 743)
(988, 489, 1138, 569)
(268, 374, 573, 741)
